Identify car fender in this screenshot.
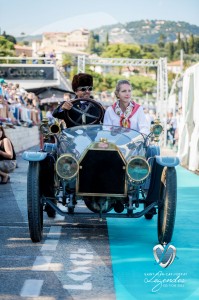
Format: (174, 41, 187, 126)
(22, 151, 47, 162)
(146, 145, 160, 159)
(155, 156, 180, 167)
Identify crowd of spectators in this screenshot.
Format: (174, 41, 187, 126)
(0, 79, 41, 129)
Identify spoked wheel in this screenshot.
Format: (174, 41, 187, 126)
(158, 167, 177, 244)
(27, 162, 43, 242)
(65, 98, 104, 126)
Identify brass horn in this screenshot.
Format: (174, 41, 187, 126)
(49, 122, 61, 134)
(40, 118, 61, 136)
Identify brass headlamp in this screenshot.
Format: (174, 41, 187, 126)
(151, 119, 163, 142)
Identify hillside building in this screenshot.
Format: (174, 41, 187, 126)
(42, 29, 89, 52)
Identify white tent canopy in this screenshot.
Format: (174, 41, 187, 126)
(40, 97, 63, 104)
(178, 62, 199, 172)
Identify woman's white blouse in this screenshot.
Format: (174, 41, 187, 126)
(103, 105, 150, 135)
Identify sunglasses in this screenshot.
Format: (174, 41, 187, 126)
(77, 86, 93, 92)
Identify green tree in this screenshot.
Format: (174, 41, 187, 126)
(177, 32, 182, 50)
(0, 36, 15, 56)
(2, 31, 16, 44)
(87, 31, 96, 54)
(129, 75, 156, 95)
(101, 44, 142, 58)
(194, 37, 199, 53)
(93, 43, 104, 56)
(189, 34, 195, 54)
(141, 44, 159, 59)
(105, 32, 109, 47)
(167, 42, 175, 60)
(62, 53, 74, 76)
(158, 34, 166, 48)
(62, 53, 73, 67)
(184, 37, 189, 54)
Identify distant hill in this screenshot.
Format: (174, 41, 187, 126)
(15, 20, 199, 45)
(16, 34, 42, 42)
(93, 20, 199, 44)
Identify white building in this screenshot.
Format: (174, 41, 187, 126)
(42, 29, 90, 52)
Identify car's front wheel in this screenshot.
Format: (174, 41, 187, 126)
(27, 161, 43, 242)
(158, 167, 177, 244)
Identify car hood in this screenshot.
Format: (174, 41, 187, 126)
(57, 125, 147, 160)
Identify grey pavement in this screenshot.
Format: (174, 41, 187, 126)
(0, 146, 115, 300)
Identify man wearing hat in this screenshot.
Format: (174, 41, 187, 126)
(53, 73, 104, 127)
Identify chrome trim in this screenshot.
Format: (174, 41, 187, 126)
(56, 154, 79, 180)
(127, 156, 150, 182)
(76, 192, 127, 197)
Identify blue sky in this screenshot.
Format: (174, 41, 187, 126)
(0, 0, 198, 37)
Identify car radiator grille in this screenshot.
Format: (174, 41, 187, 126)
(77, 149, 126, 195)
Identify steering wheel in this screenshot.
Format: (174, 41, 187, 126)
(65, 98, 104, 126)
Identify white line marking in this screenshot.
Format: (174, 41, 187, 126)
(47, 226, 62, 238)
(63, 282, 92, 290)
(68, 266, 91, 273)
(71, 260, 92, 266)
(41, 239, 58, 251)
(70, 254, 93, 259)
(72, 248, 93, 254)
(67, 274, 91, 281)
(20, 279, 43, 297)
(32, 256, 52, 271)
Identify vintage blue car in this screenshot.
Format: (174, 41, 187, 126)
(22, 98, 179, 244)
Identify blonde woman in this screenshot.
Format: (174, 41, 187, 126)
(103, 80, 150, 135)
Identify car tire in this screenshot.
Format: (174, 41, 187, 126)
(158, 167, 177, 244)
(27, 161, 43, 242)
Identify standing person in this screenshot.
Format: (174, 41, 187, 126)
(41, 52, 46, 64)
(103, 80, 150, 135)
(50, 49, 56, 64)
(21, 52, 27, 64)
(53, 73, 104, 127)
(0, 124, 17, 184)
(166, 112, 177, 148)
(46, 105, 55, 124)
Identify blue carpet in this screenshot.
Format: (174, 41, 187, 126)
(107, 166, 199, 300)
